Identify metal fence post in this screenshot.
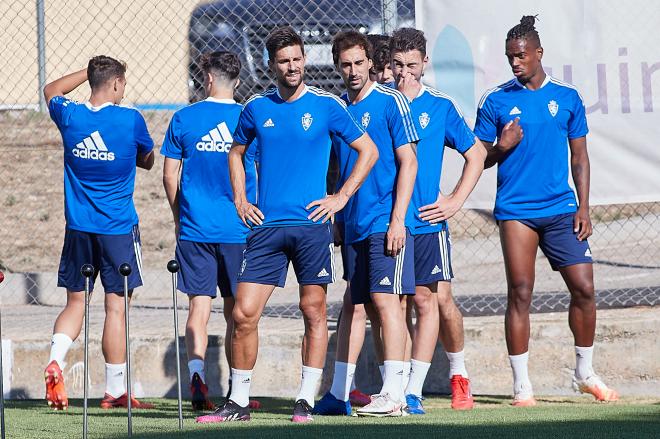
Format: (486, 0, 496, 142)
(381, 0, 398, 34)
(37, 0, 46, 112)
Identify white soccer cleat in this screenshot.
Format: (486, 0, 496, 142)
(355, 393, 403, 417)
(572, 374, 619, 402)
(512, 382, 536, 407)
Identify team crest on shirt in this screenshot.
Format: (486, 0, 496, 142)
(361, 112, 371, 128)
(419, 112, 430, 129)
(301, 112, 313, 131)
(548, 100, 559, 117)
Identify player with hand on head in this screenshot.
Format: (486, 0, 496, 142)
(474, 15, 618, 406)
(161, 51, 259, 412)
(391, 27, 487, 413)
(43, 56, 155, 410)
(196, 26, 378, 424)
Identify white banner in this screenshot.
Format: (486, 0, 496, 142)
(416, 0, 660, 208)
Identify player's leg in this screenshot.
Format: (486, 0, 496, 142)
(366, 303, 385, 378)
(500, 220, 539, 406)
(402, 297, 413, 397)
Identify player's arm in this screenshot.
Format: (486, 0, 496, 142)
(483, 118, 524, 168)
(43, 68, 87, 103)
(136, 151, 155, 170)
(387, 143, 417, 256)
(229, 141, 264, 227)
(162, 157, 181, 235)
(569, 136, 592, 241)
(307, 133, 378, 223)
(419, 139, 487, 223)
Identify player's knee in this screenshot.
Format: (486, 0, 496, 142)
(231, 304, 258, 330)
(507, 284, 533, 311)
(571, 281, 595, 304)
(299, 299, 326, 326)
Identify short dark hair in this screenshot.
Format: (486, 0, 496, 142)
(200, 51, 241, 82)
(265, 26, 304, 61)
(390, 27, 427, 58)
(332, 31, 372, 65)
(367, 34, 390, 71)
(87, 55, 126, 89)
(506, 15, 541, 47)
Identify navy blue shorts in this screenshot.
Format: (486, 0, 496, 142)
(175, 240, 246, 298)
(238, 223, 335, 287)
(57, 225, 143, 294)
(346, 230, 415, 305)
(414, 229, 453, 285)
(515, 213, 593, 270)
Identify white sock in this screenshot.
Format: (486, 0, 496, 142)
(48, 333, 73, 370)
(378, 364, 385, 381)
(509, 352, 533, 396)
(329, 361, 355, 402)
(228, 368, 252, 407)
(188, 359, 205, 382)
(401, 361, 411, 396)
(446, 350, 469, 378)
(296, 365, 323, 407)
(575, 345, 595, 380)
(380, 360, 404, 401)
(405, 359, 431, 397)
(105, 363, 127, 398)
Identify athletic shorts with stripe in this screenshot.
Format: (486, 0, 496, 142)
(414, 229, 454, 286)
(238, 223, 335, 287)
(175, 240, 245, 298)
(57, 224, 143, 293)
(346, 229, 415, 305)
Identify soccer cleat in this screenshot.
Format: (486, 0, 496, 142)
(572, 374, 619, 402)
(349, 389, 371, 407)
(292, 399, 314, 423)
(450, 375, 475, 410)
(44, 360, 68, 411)
(511, 392, 537, 407)
(355, 393, 403, 417)
(405, 394, 426, 415)
(190, 372, 215, 411)
(196, 399, 250, 423)
(248, 399, 261, 409)
(312, 391, 352, 416)
(100, 393, 155, 409)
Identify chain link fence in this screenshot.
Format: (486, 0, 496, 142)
(1, 0, 658, 323)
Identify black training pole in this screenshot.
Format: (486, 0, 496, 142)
(118, 263, 133, 437)
(167, 260, 183, 429)
(80, 264, 94, 439)
(0, 270, 5, 439)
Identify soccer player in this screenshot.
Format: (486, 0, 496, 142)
(391, 27, 487, 413)
(474, 16, 618, 406)
(161, 51, 260, 411)
(367, 34, 394, 85)
(43, 56, 155, 410)
(314, 31, 418, 418)
(195, 26, 378, 424)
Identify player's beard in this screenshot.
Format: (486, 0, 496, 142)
(279, 68, 304, 90)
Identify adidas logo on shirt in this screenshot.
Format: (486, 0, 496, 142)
(317, 268, 329, 278)
(509, 106, 522, 115)
(196, 122, 233, 153)
(431, 265, 441, 275)
(585, 249, 592, 257)
(263, 118, 275, 128)
(379, 277, 391, 286)
(73, 131, 115, 161)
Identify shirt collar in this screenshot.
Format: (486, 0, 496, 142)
(205, 97, 236, 104)
(276, 84, 308, 101)
(84, 102, 113, 111)
(514, 74, 551, 90)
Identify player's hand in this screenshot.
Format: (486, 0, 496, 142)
(419, 193, 463, 223)
(574, 206, 592, 241)
(235, 200, 264, 228)
(386, 218, 406, 256)
(397, 72, 421, 101)
(498, 117, 523, 152)
(306, 193, 348, 223)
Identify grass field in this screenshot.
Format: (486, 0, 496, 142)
(4, 395, 659, 439)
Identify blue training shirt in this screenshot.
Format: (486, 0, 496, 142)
(48, 97, 154, 235)
(409, 86, 476, 235)
(233, 85, 364, 227)
(474, 76, 588, 220)
(160, 97, 258, 243)
(333, 83, 419, 244)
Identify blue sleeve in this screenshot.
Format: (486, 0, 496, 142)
(160, 112, 182, 159)
(474, 95, 498, 143)
(444, 101, 476, 154)
(48, 96, 75, 129)
(133, 111, 154, 155)
(568, 91, 589, 139)
(327, 98, 364, 145)
(386, 92, 419, 149)
(245, 138, 259, 163)
(233, 103, 256, 145)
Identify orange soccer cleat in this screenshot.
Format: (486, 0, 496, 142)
(450, 375, 475, 410)
(573, 375, 619, 402)
(44, 360, 68, 411)
(100, 392, 155, 409)
(349, 389, 372, 407)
